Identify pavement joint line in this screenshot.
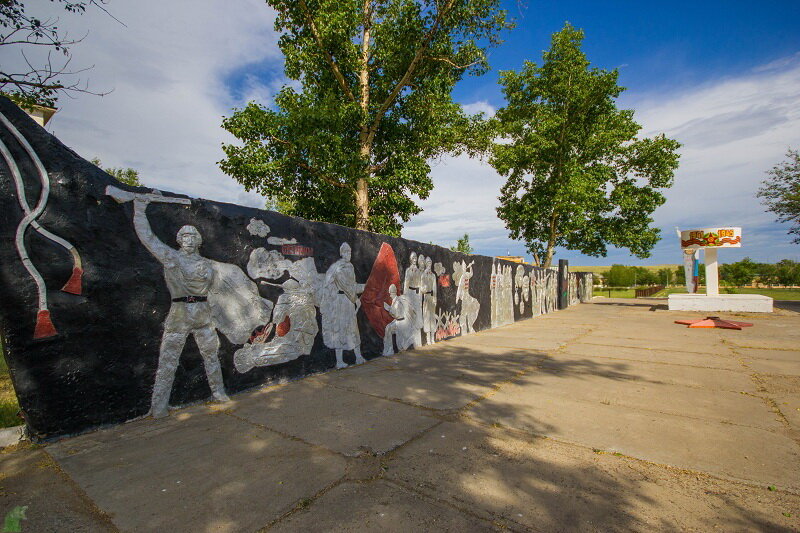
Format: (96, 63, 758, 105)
(220, 409, 346, 459)
(318, 380, 450, 416)
(577, 340, 737, 357)
(553, 350, 744, 372)
(730, 344, 800, 352)
(38, 447, 120, 532)
(258, 470, 349, 531)
(723, 340, 800, 449)
(380, 477, 535, 533)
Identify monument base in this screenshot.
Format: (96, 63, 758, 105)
(668, 293, 773, 313)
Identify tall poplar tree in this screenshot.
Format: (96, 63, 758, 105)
(220, 0, 511, 236)
(490, 23, 681, 267)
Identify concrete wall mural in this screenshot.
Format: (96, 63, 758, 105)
(0, 97, 592, 439)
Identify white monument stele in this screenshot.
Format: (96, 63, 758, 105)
(668, 227, 773, 313)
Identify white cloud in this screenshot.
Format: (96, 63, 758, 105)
(30, 0, 282, 205)
(461, 100, 496, 118)
(11, 3, 800, 264)
(407, 58, 800, 263)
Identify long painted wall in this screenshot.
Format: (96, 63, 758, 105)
(0, 98, 592, 439)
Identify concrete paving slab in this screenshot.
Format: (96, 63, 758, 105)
(230, 380, 439, 456)
(745, 358, 800, 376)
(508, 369, 781, 430)
(582, 335, 734, 355)
(727, 338, 800, 351)
(735, 348, 800, 362)
(0, 447, 115, 532)
(466, 392, 800, 489)
(48, 411, 346, 532)
(318, 365, 495, 411)
(538, 354, 756, 392)
(271, 479, 496, 532)
(387, 421, 800, 532)
(561, 342, 742, 370)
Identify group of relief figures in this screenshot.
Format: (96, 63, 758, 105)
(123, 193, 484, 417)
(491, 263, 560, 326)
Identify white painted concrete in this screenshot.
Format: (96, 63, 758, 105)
(705, 248, 719, 296)
(668, 293, 773, 313)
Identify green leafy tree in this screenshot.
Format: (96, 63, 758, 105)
(603, 264, 633, 287)
(220, 0, 511, 236)
(449, 233, 474, 254)
(264, 194, 295, 214)
(656, 267, 673, 286)
(774, 259, 800, 286)
(0, 1, 112, 107)
(720, 257, 758, 287)
(91, 157, 142, 187)
(756, 262, 777, 287)
(490, 23, 681, 267)
(674, 263, 705, 286)
(757, 149, 800, 244)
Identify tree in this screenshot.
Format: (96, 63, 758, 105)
(264, 195, 295, 214)
(449, 233, 474, 254)
(489, 23, 681, 267)
(656, 267, 673, 286)
(91, 157, 141, 187)
(720, 257, 758, 288)
(602, 264, 633, 287)
(220, 0, 511, 236)
(0, 0, 112, 107)
(758, 149, 800, 244)
(774, 259, 800, 287)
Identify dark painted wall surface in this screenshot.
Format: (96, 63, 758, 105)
(0, 98, 591, 439)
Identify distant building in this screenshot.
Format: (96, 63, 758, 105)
(496, 255, 526, 264)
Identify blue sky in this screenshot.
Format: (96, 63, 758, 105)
(13, 0, 800, 266)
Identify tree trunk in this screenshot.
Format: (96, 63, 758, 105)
(355, 176, 369, 230)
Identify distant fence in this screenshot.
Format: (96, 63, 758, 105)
(635, 285, 665, 298)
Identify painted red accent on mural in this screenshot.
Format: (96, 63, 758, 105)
(438, 274, 450, 287)
(435, 322, 461, 341)
(276, 315, 291, 336)
(61, 267, 83, 295)
(360, 242, 401, 338)
(281, 244, 313, 257)
(33, 310, 57, 339)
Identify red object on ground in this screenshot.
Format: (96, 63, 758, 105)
(674, 316, 754, 330)
(33, 309, 58, 339)
(61, 266, 83, 295)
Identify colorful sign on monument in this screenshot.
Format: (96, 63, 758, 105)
(680, 227, 741, 249)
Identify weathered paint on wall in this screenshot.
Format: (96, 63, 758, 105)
(0, 97, 592, 439)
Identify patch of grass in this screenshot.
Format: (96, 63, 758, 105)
(1, 342, 22, 429)
(595, 288, 637, 298)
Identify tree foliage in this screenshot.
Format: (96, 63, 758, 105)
(757, 148, 800, 244)
(220, 0, 511, 236)
(0, 0, 112, 107)
(449, 233, 474, 254)
(490, 23, 681, 267)
(719, 257, 758, 288)
(91, 157, 141, 187)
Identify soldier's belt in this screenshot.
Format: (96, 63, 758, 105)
(171, 296, 208, 303)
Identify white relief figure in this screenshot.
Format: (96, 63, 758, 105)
(453, 260, 479, 334)
(234, 279, 319, 372)
(321, 243, 365, 368)
(382, 284, 418, 355)
(421, 256, 437, 345)
(247, 218, 270, 237)
(1, 112, 86, 339)
(130, 196, 272, 417)
(402, 251, 423, 348)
